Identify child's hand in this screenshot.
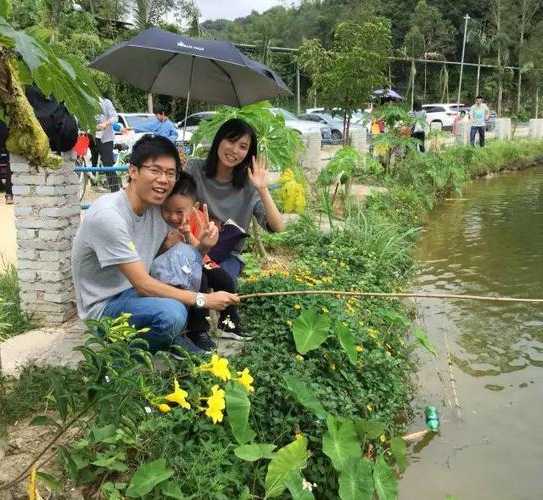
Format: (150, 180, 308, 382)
(163, 229, 182, 250)
(198, 204, 219, 251)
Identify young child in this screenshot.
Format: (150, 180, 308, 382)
(151, 172, 246, 352)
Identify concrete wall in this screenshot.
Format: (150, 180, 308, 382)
(529, 119, 543, 139)
(299, 131, 321, 183)
(348, 128, 367, 154)
(494, 118, 512, 140)
(11, 155, 80, 324)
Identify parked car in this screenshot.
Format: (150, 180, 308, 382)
(299, 112, 365, 144)
(271, 107, 332, 144)
(421, 103, 465, 129)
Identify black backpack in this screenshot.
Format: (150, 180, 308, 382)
(25, 86, 78, 153)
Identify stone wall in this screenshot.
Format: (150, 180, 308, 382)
(348, 128, 367, 154)
(11, 155, 80, 325)
(529, 119, 543, 139)
(494, 118, 512, 140)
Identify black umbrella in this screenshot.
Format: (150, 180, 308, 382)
(90, 28, 291, 111)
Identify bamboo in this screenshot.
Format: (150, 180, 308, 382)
(239, 290, 543, 304)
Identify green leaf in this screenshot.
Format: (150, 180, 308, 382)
(92, 451, 128, 472)
(335, 323, 358, 365)
(292, 309, 331, 354)
(373, 455, 398, 500)
(322, 416, 361, 472)
(354, 419, 386, 440)
(390, 437, 407, 472)
(338, 458, 374, 500)
(125, 459, 174, 498)
(265, 436, 309, 498)
(36, 471, 62, 492)
(161, 480, 185, 499)
(90, 424, 117, 443)
(413, 327, 437, 357)
(0, 2, 11, 21)
(284, 375, 327, 419)
(225, 382, 256, 445)
(284, 471, 315, 500)
(234, 443, 276, 462)
(30, 415, 61, 430)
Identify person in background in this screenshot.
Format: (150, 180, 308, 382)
(469, 96, 489, 147)
(92, 94, 119, 191)
(453, 110, 469, 145)
(0, 121, 13, 204)
(133, 105, 178, 144)
(411, 101, 427, 153)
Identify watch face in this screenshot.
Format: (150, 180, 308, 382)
(196, 295, 206, 307)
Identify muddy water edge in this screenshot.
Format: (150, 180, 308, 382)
(400, 165, 543, 500)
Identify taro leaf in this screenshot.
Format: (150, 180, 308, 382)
(413, 327, 437, 357)
(373, 455, 398, 500)
(390, 437, 407, 473)
(234, 443, 276, 462)
(292, 309, 331, 354)
(225, 382, 256, 445)
(322, 416, 361, 472)
(335, 323, 358, 365)
(354, 418, 386, 440)
(265, 436, 309, 498)
(284, 375, 327, 419)
(30, 415, 62, 430)
(161, 480, 185, 499)
(92, 451, 128, 472)
(284, 471, 315, 500)
(338, 458, 374, 500)
(125, 459, 174, 498)
(36, 472, 62, 492)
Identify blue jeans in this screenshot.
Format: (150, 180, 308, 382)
(102, 288, 188, 352)
(219, 254, 244, 281)
(470, 126, 485, 147)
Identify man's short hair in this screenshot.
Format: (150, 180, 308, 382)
(129, 134, 181, 173)
(155, 105, 167, 115)
(476, 95, 483, 100)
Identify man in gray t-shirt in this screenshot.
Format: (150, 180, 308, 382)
(72, 135, 238, 354)
(469, 95, 490, 147)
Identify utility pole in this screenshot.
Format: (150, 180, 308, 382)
(457, 14, 470, 108)
(296, 64, 301, 115)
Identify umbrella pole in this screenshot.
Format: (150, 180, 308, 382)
(182, 56, 195, 144)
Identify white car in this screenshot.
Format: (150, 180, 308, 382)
(271, 108, 332, 144)
(422, 103, 465, 129)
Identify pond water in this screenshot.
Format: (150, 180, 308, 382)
(400, 166, 543, 500)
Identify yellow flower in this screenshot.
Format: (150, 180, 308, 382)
(287, 320, 293, 327)
(295, 354, 304, 362)
(198, 354, 231, 382)
(380, 434, 386, 443)
(356, 345, 364, 352)
(321, 306, 329, 314)
(236, 368, 255, 393)
(294, 304, 301, 310)
(164, 378, 191, 409)
(156, 403, 171, 413)
(295, 432, 304, 440)
(205, 385, 226, 424)
(367, 404, 373, 412)
(330, 363, 336, 370)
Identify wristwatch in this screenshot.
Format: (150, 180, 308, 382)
(195, 292, 206, 308)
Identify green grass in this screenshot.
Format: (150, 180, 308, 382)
(0, 260, 35, 341)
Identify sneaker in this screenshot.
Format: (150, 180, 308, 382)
(218, 329, 254, 341)
(169, 334, 207, 356)
(187, 330, 216, 352)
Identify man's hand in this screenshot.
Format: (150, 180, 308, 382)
(196, 204, 219, 253)
(204, 291, 240, 311)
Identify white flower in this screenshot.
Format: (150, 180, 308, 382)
(222, 316, 235, 330)
(144, 406, 152, 414)
(104, 375, 111, 383)
(302, 478, 316, 492)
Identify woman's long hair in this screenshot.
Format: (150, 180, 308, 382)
(204, 118, 258, 189)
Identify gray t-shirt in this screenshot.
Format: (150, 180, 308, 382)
(186, 159, 268, 254)
(470, 104, 489, 128)
(72, 190, 168, 319)
(96, 98, 118, 143)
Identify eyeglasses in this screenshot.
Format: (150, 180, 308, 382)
(141, 164, 179, 182)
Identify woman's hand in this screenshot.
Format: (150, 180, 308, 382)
(248, 155, 269, 191)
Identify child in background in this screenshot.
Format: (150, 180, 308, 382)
(152, 172, 248, 352)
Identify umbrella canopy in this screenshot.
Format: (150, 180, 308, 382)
(372, 88, 403, 101)
(89, 28, 291, 106)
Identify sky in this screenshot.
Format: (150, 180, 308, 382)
(196, 0, 298, 21)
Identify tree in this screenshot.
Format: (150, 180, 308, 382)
(515, 0, 540, 113)
(0, 0, 100, 168)
(298, 18, 392, 143)
(467, 19, 492, 98)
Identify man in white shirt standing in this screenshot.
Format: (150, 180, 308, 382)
(93, 95, 120, 191)
(469, 95, 490, 147)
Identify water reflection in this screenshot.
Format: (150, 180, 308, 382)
(415, 168, 543, 376)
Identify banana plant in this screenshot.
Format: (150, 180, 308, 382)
(0, 0, 100, 169)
